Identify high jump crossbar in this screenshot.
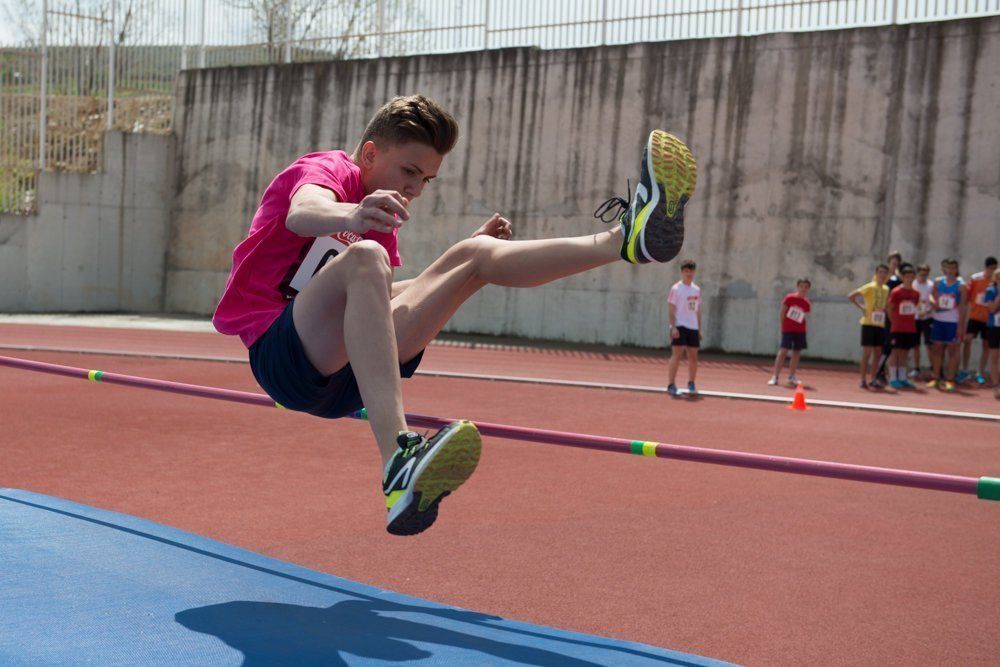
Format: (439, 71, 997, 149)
(1, 355, 996, 502)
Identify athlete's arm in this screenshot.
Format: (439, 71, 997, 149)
(779, 302, 789, 330)
(668, 302, 679, 338)
(286, 184, 408, 238)
(847, 288, 865, 313)
(959, 285, 969, 334)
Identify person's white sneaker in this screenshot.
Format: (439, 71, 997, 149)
(787, 374, 799, 386)
(767, 376, 779, 386)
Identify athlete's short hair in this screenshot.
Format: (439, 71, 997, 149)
(797, 278, 811, 287)
(887, 251, 903, 264)
(360, 95, 459, 155)
(917, 263, 930, 273)
(680, 259, 697, 271)
(985, 256, 998, 268)
(875, 263, 890, 272)
(942, 257, 959, 268)
(899, 263, 915, 275)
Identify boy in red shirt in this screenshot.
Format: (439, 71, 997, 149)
(769, 278, 811, 386)
(887, 264, 920, 389)
(213, 95, 698, 535)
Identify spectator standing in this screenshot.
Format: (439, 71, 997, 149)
(768, 279, 811, 386)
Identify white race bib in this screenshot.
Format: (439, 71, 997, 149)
(287, 232, 359, 294)
(899, 302, 917, 316)
(786, 306, 806, 324)
(976, 293, 987, 306)
(938, 294, 956, 310)
(687, 299, 699, 312)
(870, 310, 886, 326)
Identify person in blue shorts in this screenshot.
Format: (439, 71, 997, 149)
(213, 95, 699, 535)
(984, 271, 1000, 398)
(926, 258, 968, 392)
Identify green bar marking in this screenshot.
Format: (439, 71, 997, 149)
(977, 477, 1000, 501)
(630, 440, 644, 455)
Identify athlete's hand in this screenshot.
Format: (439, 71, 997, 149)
(348, 190, 409, 234)
(671, 326, 680, 340)
(472, 212, 512, 240)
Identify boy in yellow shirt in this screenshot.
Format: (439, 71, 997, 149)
(848, 264, 890, 389)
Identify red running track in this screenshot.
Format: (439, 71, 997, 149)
(1, 326, 999, 665)
(1, 322, 999, 413)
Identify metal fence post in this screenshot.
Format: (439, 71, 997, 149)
(377, 0, 384, 57)
(107, 0, 116, 130)
(39, 0, 48, 170)
(181, 0, 188, 69)
(737, 0, 744, 37)
(600, 0, 607, 45)
(198, 0, 206, 68)
(891, 0, 899, 24)
(483, 0, 490, 49)
(283, 0, 292, 63)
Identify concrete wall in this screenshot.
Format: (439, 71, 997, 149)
(167, 17, 1000, 359)
(0, 132, 175, 313)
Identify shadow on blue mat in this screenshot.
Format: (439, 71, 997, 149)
(176, 597, 698, 666)
(178, 599, 592, 666)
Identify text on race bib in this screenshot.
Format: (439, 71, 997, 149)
(976, 293, 987, 305)
(786, 306, 806, 324)
(686, 298, 699, 312)
(286, 232, 362, 295)
(898, 302, 917, 316)
(870, 310, 886, 326)
(937, 294, 956, 310)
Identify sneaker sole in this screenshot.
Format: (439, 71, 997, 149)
(386, 421, 482, 536)
(633, 130, 698, 263)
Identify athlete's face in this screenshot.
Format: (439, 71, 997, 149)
(875, 267, 889, 283)
(917, 269, 929, 281)
(902, 271, 915, 287)
(681, 267, 695, 284)
(796, 283, 811, 297)
(943, 263, 958, 279)
(358, 140, 443, 201)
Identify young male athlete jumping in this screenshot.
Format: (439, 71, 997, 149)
(213, 96, 698, 536)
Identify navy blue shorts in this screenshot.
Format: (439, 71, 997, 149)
(780, 332, 807, 351)
(249, 302, 424, 419)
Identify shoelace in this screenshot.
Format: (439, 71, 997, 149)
(593, 179, 632, 224)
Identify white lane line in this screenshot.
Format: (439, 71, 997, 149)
(2, 344, 997, 422)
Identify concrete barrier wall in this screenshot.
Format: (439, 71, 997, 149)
(0, 132, 175, 313)
(166, 17, 999, 360)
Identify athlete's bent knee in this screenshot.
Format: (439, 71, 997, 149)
(342, 240, 392, 278)
(446, 236, 496, 278)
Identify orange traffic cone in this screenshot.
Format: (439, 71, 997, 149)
(789, 382, 809, 411)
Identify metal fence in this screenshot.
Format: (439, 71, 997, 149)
(1, 0, 998, 214)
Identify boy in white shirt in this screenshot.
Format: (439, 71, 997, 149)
(667, 259, 702, 396)
(912, 263, 934, 377)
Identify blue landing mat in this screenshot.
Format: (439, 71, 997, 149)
(0, 489, 732, 666)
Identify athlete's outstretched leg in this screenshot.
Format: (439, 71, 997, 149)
(393, 229, 622, 360)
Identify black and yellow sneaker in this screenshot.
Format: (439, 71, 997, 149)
(382, 421, 482, 536)
(595, 130, 697, 264)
